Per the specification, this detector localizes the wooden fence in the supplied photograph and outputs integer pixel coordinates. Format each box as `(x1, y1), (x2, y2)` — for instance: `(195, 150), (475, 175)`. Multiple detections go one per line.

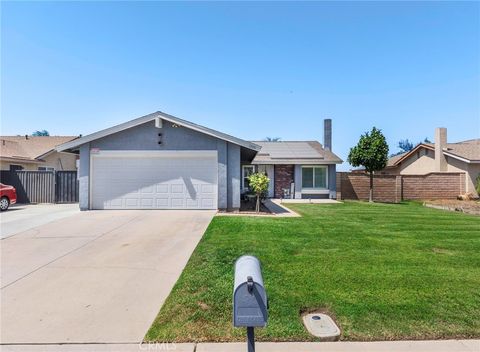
(0, 170), (78, 204)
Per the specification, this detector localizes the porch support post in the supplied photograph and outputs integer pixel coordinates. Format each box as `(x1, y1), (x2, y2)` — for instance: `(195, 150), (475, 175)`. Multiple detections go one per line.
(294, 165), (302, 199)
(328, 164), (337, 199)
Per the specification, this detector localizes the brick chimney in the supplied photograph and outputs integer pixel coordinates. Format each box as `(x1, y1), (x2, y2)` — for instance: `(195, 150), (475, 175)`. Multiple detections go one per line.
(324, 119), (332, 151)
(435, 127), (447, 172)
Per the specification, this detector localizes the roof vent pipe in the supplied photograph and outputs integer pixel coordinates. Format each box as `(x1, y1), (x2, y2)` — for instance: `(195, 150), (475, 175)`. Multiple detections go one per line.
(324, 119), (332, 151)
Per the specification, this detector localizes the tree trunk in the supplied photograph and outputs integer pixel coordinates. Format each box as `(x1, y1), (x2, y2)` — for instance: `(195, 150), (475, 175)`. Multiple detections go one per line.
(256, 195), (260, 213)
(369, 171), (374, 203)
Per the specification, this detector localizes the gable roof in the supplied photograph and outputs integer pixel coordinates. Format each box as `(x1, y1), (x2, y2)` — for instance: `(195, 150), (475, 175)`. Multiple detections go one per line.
(387, 152), (408, 167)
(1, 136), (77, 163)
(387, 143), (433, 167)
(387, 138), (480, 167)
(56, 111), (261, 152)
(251, 141), (343, 164)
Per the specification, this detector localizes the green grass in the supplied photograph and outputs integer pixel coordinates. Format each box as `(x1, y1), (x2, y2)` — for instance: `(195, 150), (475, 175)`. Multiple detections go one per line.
(145, 202), (480, 342)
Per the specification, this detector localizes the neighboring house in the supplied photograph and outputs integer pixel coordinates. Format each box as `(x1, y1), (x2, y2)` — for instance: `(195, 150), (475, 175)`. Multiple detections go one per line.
(382, 128), (480, 196)
(57, 111), (342, 210)
(0, 136), (79, 171)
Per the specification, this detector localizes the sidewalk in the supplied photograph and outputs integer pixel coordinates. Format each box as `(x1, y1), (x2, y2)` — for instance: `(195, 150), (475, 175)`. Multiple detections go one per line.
(197, 340), (480, 351)
(2, 340), (479, 352)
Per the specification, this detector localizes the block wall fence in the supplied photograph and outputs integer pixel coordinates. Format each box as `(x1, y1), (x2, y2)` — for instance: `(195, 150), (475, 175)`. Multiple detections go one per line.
(336, 172), (465, 203)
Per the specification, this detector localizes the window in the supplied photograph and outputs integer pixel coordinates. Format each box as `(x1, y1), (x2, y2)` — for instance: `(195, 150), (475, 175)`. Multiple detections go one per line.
(38, 166), (55, 172)
(9, 164), (23, 171)
(242, 165), (255, 190)
(302, 166), (327, 189)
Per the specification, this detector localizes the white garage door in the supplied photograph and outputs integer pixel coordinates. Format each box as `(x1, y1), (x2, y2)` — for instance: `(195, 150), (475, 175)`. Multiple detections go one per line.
(91, 151), (218, 210)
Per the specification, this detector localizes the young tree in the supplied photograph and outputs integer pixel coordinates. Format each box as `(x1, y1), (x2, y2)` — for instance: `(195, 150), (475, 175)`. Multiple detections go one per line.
(348, 127), (389, 202)
(248, 172), (270, 213)
(32, 130), (50, 136)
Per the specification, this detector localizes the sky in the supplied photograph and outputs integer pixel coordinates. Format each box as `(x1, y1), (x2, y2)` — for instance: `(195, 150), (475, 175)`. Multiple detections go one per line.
(1, 1), (479, 170)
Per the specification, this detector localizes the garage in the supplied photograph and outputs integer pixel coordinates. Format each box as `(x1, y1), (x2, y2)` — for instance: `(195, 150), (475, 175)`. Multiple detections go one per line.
(91, 151), (218, 209)
(56, 111), (262, 211)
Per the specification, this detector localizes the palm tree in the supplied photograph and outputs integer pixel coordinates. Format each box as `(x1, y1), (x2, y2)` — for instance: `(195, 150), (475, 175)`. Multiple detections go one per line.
(264, 137), (281, 142)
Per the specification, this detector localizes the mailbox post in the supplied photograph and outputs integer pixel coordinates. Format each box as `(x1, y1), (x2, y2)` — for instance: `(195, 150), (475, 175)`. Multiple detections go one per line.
(233, 255), (268, 352)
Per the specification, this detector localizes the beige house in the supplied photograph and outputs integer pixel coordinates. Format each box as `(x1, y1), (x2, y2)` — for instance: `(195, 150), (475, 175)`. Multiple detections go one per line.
(383, 128), (480, 196)
(0, 136), (78, 171)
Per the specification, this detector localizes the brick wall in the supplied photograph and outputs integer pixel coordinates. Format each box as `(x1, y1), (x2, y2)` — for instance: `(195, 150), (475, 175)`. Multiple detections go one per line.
(274, 164), (294, 198)
(337, 172), (465, 202)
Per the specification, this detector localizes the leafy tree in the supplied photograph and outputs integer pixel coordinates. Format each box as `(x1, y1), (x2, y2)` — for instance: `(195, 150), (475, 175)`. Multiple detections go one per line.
(398, 139), (414, 153)
(391, 137), (432, 156)
(264, 137), (281, 142)
(348, 127), (389, 202)
(32, 130), (50, 136)
(390, 139), (413, 157)
(248, 172), (270, 213)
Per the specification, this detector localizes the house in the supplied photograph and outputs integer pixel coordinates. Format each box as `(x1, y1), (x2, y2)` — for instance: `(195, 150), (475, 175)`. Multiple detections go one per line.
(57, 111), (342, 210)
(0, 136), (79, 171)
(382, 128), (480, 196)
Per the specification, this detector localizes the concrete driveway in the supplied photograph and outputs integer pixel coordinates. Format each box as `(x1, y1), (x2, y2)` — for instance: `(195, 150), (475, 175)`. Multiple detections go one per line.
(1, 209), (215, 344)
(0, 204), (80, 239)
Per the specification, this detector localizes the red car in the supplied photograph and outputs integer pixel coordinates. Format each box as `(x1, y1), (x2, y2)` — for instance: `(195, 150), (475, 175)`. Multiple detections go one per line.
(0, 183), (17, 211)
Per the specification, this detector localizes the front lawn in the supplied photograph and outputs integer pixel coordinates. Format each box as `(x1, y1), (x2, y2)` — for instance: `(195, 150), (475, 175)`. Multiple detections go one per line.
(145, 202), (480, 342)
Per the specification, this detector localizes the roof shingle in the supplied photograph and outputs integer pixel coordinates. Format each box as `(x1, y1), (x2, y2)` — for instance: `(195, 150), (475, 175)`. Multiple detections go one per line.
(441, 139), (480, 161)
(250, 141), (342, 164)
(1, 136), (77, 161)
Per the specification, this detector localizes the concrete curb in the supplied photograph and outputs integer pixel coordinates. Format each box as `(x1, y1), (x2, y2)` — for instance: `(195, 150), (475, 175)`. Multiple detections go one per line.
(2, 340), (479, 352)
(197, 340), (480, 351)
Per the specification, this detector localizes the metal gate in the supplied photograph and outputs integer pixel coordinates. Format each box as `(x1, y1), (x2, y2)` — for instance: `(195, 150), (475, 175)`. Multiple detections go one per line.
(0, 170), (78, 204)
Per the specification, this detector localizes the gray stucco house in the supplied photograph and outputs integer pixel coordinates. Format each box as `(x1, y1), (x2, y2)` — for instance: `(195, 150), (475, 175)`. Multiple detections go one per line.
(57, 111), (342, 210)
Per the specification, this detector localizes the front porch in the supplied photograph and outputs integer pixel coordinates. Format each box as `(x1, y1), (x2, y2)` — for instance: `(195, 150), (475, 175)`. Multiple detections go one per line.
(241, 163), (337, 200)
